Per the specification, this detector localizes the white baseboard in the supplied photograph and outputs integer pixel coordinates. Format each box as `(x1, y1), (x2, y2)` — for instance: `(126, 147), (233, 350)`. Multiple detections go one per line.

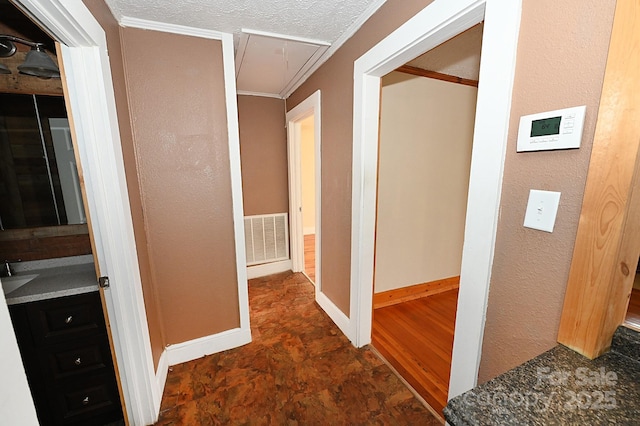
(303, 227), (316, 235)
(315, 290), (353, 342)
(247, 259), (292, 279)
(154, 350), (169, 415)
(166, 327), (252, 366)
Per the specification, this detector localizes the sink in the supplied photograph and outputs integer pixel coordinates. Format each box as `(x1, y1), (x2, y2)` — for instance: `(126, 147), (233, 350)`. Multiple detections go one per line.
(1, 274), (39, 295)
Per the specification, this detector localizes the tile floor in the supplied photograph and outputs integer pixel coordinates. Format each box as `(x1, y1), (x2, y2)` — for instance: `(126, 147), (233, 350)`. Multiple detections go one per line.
(155, 271), (441, 425)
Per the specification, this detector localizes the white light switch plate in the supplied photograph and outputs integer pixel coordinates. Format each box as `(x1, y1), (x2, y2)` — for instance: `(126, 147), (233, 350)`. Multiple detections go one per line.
(523, 190), (561, 232)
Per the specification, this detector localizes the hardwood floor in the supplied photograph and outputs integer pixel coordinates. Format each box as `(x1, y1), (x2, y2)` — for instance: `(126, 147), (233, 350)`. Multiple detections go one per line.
(304, 234), (315, 282)
(156, 272), (440, 425)
(625, 287), (640, 329)
(372, 288), (459, 417)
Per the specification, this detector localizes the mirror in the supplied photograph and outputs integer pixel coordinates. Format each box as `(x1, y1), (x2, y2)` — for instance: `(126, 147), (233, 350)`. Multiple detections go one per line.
(0, 93), (85, 230)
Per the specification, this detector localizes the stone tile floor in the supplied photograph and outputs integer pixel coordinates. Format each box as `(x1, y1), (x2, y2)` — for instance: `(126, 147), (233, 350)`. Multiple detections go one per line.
(155, 272), (441, 425)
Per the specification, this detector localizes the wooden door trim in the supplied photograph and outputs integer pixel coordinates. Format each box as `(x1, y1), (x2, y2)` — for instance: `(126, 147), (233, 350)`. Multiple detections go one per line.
(557, 0), (640, 358)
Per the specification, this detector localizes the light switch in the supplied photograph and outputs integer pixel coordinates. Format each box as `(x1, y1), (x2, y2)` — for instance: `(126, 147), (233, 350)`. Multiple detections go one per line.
(523, 190), (561, 232)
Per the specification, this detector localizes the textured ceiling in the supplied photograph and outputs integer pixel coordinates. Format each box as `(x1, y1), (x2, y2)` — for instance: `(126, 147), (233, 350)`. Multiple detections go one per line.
(105, 0), (382, 47)
(101, 2), (482, 97)
(105, 0), (386, 98)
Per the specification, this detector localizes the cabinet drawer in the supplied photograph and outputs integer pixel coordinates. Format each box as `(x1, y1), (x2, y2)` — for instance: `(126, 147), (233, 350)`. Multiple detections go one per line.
(40, 336), (112, 381)
(26, 292), (104, 345)
(46, 373), (122, 425)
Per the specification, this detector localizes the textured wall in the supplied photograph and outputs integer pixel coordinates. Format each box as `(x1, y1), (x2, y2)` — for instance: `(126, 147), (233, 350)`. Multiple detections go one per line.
(121, 28), (240, 344)
(288, 0), (619, 381)
(374, 72), (476, 293)
(82, 0), (165, 368)
(287, 0), (435, 315)
(237, 95), (288, 216)
(478, 0), (616, 382)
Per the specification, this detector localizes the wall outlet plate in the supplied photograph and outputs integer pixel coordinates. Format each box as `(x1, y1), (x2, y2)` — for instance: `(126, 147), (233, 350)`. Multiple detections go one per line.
(523, 190), (561, 233)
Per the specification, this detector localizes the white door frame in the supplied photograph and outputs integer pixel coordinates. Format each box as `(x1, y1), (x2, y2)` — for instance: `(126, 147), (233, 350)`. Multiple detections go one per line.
(13, 1), (160, 424)
(13, 2), (250, 423)
(350, 0), (521, 399)
(287, 90), (322, 290)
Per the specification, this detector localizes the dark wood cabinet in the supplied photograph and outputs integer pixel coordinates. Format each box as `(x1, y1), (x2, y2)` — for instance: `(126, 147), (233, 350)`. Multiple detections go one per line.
(9, 291), (123, 425)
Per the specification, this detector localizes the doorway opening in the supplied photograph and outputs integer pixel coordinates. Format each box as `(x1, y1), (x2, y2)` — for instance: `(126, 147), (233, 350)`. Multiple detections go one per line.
(287, 90), (321, 289)
(370, 25), (482, 414)
(0, 3), (124, 424)
(299, 115), (317, 283)
(349, 0), (521, 402)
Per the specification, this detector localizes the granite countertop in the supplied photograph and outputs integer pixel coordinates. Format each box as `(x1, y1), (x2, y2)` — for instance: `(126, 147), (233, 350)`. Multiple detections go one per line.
(444, 327), (640, 425)
(2, 255), (98, 305)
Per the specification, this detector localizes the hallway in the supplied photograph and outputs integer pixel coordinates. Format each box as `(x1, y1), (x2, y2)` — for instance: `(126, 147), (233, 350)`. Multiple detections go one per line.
(155, 272), (440, 424)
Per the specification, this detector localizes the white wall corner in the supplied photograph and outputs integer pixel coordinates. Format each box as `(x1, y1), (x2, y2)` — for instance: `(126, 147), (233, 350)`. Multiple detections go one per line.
(315, 291), (353, 343)
(154, 350), (169, 414)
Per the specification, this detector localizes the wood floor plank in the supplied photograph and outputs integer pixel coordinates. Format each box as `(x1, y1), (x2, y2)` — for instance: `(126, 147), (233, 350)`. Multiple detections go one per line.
(625, 287), (640, 329)
(372, 288), (458, 416)
(304, 234), (315, 282)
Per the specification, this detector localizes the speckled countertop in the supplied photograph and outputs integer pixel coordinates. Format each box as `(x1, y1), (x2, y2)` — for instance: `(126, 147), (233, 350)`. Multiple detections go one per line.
(444, 327), (640, 425)
(2, 255), (98, 305)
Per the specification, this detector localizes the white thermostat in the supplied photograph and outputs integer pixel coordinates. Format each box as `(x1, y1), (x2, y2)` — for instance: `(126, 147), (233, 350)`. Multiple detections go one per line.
(517, 105), (586, 152)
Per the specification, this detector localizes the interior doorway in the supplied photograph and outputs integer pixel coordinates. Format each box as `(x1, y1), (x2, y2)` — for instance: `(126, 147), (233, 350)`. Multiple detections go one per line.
(299, 115), (317, 283)
(287, 90), (321, 288)
(349, 0), (522, 402)
(370, 36), (481, 414)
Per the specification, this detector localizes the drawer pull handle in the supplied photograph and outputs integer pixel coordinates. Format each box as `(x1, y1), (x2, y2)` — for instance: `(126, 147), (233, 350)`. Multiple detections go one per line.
(74, 357), (82, 366)
(65, 315), (73, 324)
(82, 396), (89, 405)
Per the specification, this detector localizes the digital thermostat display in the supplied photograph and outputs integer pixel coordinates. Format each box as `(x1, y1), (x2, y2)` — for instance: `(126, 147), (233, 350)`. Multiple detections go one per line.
(517, 106), (586, 152)
(530, 116), (561, 137)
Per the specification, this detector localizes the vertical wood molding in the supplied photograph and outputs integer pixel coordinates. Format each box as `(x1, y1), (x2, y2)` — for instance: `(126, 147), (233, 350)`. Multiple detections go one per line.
(557, 0), (640, 358)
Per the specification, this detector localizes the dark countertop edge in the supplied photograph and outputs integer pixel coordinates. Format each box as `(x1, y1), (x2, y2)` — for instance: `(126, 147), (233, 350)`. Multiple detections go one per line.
(444, 331), (640, 426)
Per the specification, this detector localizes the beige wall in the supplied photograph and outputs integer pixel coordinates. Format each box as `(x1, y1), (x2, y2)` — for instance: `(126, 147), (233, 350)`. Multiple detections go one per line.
(82, 0), (165, 368)
(478, 0), (616, 382)
(289, 0), (618, 380)
(120, 28), (240, 344)
(288, 0), (435, 314)
(374, 72), (476, 293)
(300, 116), (316, 233)
(237, 95), (288, 216)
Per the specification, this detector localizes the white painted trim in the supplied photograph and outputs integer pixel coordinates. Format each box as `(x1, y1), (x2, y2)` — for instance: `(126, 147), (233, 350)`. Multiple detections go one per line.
(14, 1), (160, 424)
(166, 328), (252, 366)
(241, 28), (331, 46)
(316, 291), (351, 337)
(154, 350), (169, 410)
(286, 90), (321, 275)
(218, 33), (253, 346)
(120, 16), (227, 40)
(121, 13), (252, 357)
(247, 259), (293, 279)
(349, 0), (521, 401)
(237, 90), (283, 99)
(283, 0), (388, 98)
